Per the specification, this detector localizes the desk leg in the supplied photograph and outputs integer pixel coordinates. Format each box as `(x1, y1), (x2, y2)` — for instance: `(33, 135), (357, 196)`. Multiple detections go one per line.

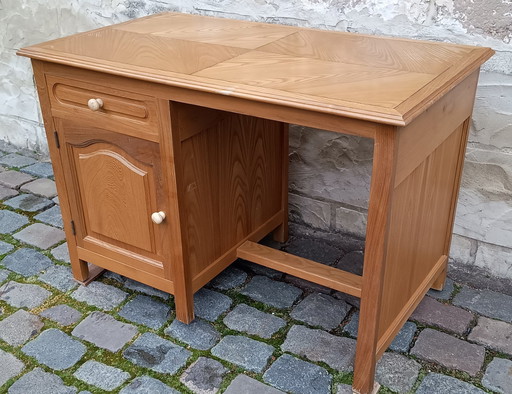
(273, 123), (289, 243)
(353, 125), (397, 394)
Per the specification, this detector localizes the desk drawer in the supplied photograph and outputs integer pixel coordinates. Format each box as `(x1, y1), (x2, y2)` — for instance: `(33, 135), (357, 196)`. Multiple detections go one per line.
(46, 75), (160, 141)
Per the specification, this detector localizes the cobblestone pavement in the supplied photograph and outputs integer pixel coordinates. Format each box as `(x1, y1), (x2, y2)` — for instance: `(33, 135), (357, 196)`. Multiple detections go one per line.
(0, 143), (511, 393)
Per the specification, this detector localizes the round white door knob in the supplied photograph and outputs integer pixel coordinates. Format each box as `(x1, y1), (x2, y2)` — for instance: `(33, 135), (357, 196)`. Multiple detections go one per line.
(151, 211), (166, 224)
(87, 98), (104, 111)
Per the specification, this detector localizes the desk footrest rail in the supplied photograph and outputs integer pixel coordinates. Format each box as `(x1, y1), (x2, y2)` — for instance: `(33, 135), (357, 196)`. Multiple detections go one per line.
(237, 241), (362, 297)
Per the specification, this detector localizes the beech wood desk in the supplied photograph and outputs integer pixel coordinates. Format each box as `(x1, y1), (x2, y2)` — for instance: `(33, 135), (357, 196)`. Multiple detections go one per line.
(18, 12), (493, 393)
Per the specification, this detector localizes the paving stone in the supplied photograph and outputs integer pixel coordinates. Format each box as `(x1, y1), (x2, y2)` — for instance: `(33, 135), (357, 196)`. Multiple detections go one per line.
(282, 325), (356, 372)
(241, 276), (302, 309)
(4, 194), (54, 212)
(285, 236), (343, 266)
(123, 277), (170, 299)
(0, 153), (37, 168)
(119, 295), (171, 329)
(0, 349), (25, 387)
(0, 281), (51, 308)
(342, 311), (417, 352)
(21, 162), (54, 178)
(375, 352), (421, 393)
(72, 311), (138, 352)
(14, 223), (65, 249)
(1, 248), (53, 277)
(165, 318), (220, 350)
(0, 268), (9, 283)
(35, 205), (63, 228)
(224, 374), (284, 394)
(334, 250), (364, 275)
(239, 260), (283, 280)
(0, 240), (14, 255)
(335, 384), (353, 394)
(0, 170), (34, 188)
(427, 278), (455, 300)
(411, 328), (485, 376)
(194, 288), (232, 321)
(120, 376), (179, 393)
(0, 185), (18, 200)
(39, 265), (77, 292)
(51, 242), (70, 262)
(20, 178), (57, 198)
(333, 291), (361, 308)
(71, 281), (128, 310)
(284, 275), (332, 294)
(22, 329), (86, 370)
(123, 332), (191, 374)
(223, 303), (286, 339)
(74, 360), (130, 391)
(211, 335), (274, 373)
(210, 266), (248, 290)
(468, 316), (512, 355)
(0, 209), (29, 233)
(263, 354), (332, 394)
(416, 373), (486, 394)
(291, 293), (350, 330)
(411, 296), (474, 334)
(7, 367), (78, 394)
(453, 287), (512, 323)
(40, 304), (82, 326)
(53, 196), (59, 204)
(180, 357), (228, 394)
(482, 357), (512, 393)
(0, 309), (44, 346)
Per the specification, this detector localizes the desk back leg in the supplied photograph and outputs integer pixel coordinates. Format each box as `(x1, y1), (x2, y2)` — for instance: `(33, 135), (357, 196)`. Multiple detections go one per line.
(273, 123), (289, 243)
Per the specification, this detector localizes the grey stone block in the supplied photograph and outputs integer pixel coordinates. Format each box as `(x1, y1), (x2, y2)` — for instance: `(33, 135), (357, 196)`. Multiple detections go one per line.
(241, 276), (302, 309)
(51, 242), (70, 263)
(72, 311), (138, 352)
(7, 367), (77, 394)
(427, 278), (455, 300)
(0, 153), (37, 168)
(39, 265), (77, 292)
(0, 185), (18, 200)
(21, 162), (54, 178)
(123, 332), (191, 374)
(411, 328), (485, 376)
(123, 278), (170, 300)
(20, 178), (57, 198)
(225, 375), (284, 394)
(240, 261), (283, 280)
(482, 357), (512, 393)
(0, 170), (34, 188)
(0, 309), (44, 346)
(165, 318), (220, 350)
(263, 354), (332, 394)
(411, 296), (474, 334)
(35, 205), (63, 228)
(53, 196), (59, 205)
(74, 360), (130, 391)
(335, 384), (353, 394)
(71, 281), (128, 310)
(0, 281), (51, 308)
(194, 288), (232, 321)
(333, 291), (361, 309)
(281, 325), (356, 372)
(0, 349), (24, 387)
(210, 266), (248, 290)
(0, 268), (9, 283)
(291, 293), (350, 330)
(375, 353), (421, 393)
(223, 303), (286, 339)
(453, 287), (512, 323)
(0, 209), (29, 233)
(2, 248), (53, 277)
(14, 223), (65, 249)
(120, 376), (179, 394)
(22, 329), (86, 370)
(119, 295), (171, 329)
(468, 316), (512, 355)
(0, 240), (14, 255)
(40, 304), (82, 326)
(4, 194), (54, 212)
(334, 250), (364, 276)
(211, 335), (274, 373)
(285, 236), (343, 266)
(180, 357), (228, 394)
(284, 275), (332, 294)
(416, 373), (485, 394)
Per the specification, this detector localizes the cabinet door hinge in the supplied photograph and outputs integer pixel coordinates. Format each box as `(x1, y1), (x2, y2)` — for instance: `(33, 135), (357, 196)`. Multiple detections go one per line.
(53, 131), (60, 149)
(70, 220), (76, 235)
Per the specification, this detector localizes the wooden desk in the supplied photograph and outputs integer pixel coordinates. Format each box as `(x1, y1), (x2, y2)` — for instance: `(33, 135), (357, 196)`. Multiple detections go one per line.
(18, 13), (493, 393)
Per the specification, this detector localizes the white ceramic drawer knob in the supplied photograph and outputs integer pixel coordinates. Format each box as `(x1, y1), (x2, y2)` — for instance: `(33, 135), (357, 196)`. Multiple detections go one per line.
(151, 211), (166, 224)
(87, 98), (104, 111)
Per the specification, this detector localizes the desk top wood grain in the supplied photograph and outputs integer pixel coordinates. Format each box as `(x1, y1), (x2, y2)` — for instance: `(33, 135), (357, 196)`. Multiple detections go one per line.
(18, 12), (493, 125)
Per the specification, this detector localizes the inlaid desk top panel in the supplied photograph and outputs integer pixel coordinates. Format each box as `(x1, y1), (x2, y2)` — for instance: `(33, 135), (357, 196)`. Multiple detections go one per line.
(18, 12), (493, 125)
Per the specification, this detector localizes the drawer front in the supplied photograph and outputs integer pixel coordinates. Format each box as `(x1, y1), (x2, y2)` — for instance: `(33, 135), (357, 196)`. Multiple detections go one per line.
(46, 75), (160, 141)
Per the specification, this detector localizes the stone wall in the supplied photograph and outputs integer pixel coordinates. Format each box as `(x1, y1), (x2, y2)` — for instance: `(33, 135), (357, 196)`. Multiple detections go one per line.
(1, 0), (511, 278)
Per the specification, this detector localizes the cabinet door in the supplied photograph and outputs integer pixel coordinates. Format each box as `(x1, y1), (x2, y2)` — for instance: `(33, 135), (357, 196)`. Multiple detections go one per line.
(55, 118), (171, 276)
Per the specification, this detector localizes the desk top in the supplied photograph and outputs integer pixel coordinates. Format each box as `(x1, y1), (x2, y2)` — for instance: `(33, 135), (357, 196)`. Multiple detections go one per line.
(18, 12), (493, 126)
